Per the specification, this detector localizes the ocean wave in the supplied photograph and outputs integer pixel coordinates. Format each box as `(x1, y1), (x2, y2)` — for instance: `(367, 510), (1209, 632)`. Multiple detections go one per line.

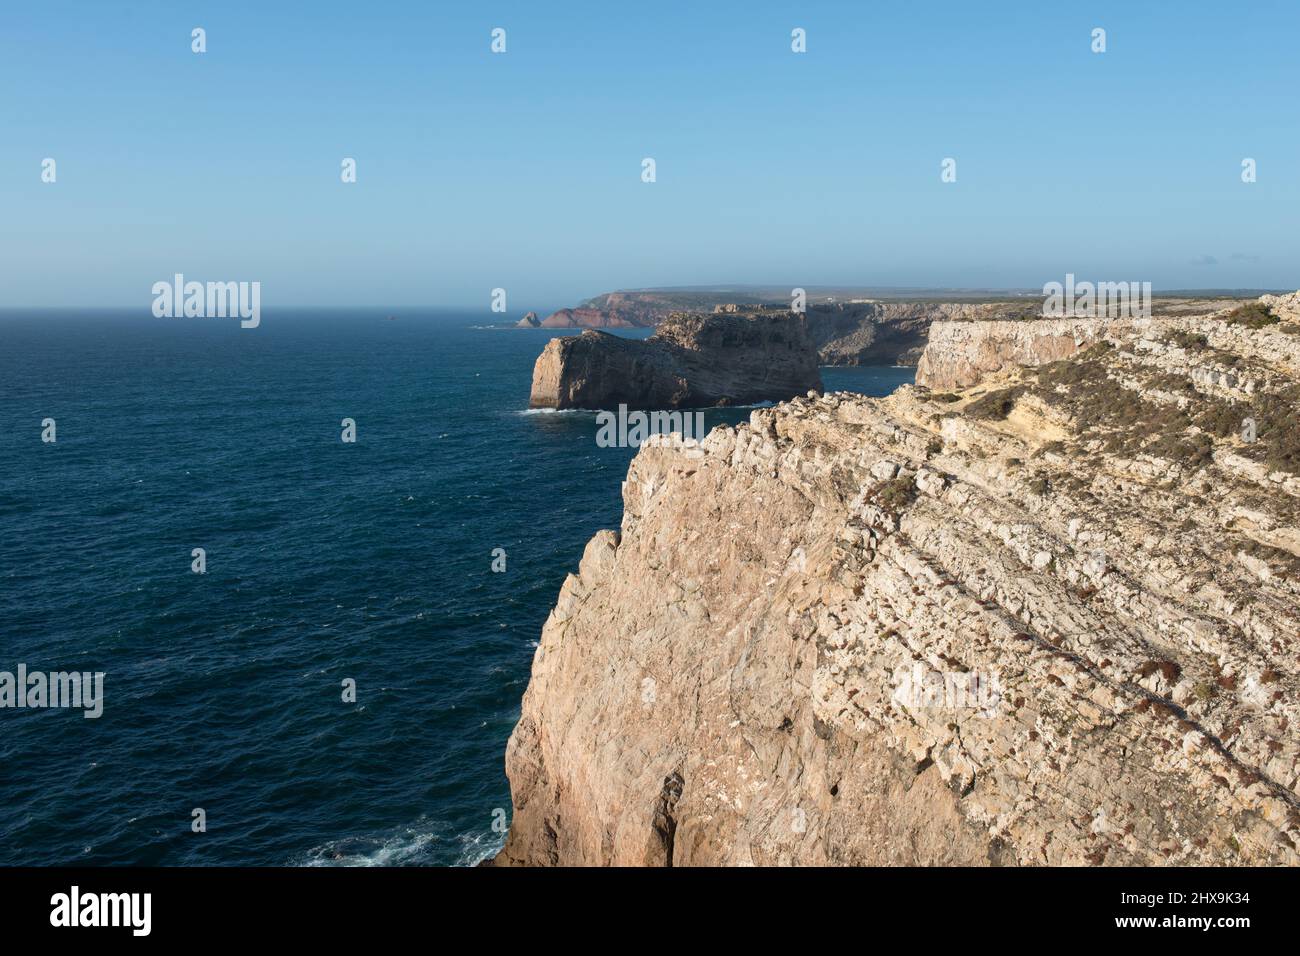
(300, 823), (446, 867)
(517, 401), (776, 415)
(455, 829), (506, 867)
(299, 819), (505, 868)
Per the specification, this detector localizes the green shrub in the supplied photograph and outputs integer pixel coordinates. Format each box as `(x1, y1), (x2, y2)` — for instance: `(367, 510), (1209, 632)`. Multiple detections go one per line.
(868, 476), (918, 515)
(1167, 330), (1209, 351)
(1222, 303), (1280, 329)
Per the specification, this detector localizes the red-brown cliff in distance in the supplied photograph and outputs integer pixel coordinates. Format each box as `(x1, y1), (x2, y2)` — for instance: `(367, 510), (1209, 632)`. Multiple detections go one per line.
(538, 307), (645, 328)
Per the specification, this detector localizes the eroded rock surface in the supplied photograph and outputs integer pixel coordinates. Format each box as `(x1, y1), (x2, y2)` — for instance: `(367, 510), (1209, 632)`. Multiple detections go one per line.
(917, 318), (1116, 390)
(499, 295), (1300, 866)
(528, 311), (822, 410)
(806, 301), (1035, 366)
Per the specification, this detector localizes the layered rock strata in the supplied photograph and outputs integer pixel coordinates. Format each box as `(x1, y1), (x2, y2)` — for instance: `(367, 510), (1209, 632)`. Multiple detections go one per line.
(916, 318), (1115, 390)
(498, 294), (1300, 866)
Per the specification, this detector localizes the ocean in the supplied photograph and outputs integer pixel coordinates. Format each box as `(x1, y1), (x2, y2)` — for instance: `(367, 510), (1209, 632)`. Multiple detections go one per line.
(0, 309), (914, 866)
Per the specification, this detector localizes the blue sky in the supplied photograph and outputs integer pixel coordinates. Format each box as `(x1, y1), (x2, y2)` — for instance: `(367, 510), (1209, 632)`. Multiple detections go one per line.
(2, 0), (1297, 308)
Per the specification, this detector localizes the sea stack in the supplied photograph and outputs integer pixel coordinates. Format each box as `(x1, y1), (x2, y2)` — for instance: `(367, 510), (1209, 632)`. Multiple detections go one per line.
(528, 310), (823, 410)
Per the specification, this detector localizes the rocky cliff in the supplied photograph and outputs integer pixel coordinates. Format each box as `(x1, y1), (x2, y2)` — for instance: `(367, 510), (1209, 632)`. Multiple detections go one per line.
(804, 301), (1043, 366)
(539, 291), (777, 328)
(528, 311), (823, 410)
(916, 318), (1113, 390)
(497, 293), (1300, 866)
(535, 290), (1242, 369)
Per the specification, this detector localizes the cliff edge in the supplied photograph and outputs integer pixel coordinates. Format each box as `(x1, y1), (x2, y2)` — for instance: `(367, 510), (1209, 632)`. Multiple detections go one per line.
(528, 311), (822, 410)
(499, 292), (1300, 866)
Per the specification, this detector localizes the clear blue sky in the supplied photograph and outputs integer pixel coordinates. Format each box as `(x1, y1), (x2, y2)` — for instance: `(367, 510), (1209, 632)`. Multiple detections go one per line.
(2, 0), (1297, 308)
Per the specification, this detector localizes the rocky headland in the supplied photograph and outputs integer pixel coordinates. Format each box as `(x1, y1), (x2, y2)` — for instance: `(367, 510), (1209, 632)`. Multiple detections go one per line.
(497, 292), (1300, 866)
(528, 311), (822, 410)
(535, 291), (775, 329)
(529, 289), (1243, 369)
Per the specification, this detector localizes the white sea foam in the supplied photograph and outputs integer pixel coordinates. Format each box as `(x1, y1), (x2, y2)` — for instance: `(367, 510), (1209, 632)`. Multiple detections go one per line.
(300, 819), (506, 868)
(456, 829), (506, 866)
(301, 824), (443, 867)
(519, 401), (775, 417)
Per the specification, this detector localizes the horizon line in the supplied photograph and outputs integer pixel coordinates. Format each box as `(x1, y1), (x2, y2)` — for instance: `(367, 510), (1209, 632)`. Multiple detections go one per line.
(0, 285), (1293, 313)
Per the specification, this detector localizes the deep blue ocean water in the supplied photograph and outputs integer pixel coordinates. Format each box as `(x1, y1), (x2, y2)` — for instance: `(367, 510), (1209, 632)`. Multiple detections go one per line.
(0, 309), (913, 866)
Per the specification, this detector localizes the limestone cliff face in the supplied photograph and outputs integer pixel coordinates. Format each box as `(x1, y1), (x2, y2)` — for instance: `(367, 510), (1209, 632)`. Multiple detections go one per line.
(917, 297), (1300, 391)
(528, 312), (822, 410)
(499, 295), (1300, 866)
(805, 301), (1041, 367)
(916, 318), (1114, 390)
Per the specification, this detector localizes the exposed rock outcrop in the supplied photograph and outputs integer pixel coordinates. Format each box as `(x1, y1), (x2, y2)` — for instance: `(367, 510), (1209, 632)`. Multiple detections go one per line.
(1260, 290), (1300, 324)
(515, 311), (541, 328)
(804, 300), (1231, 368)
(917, 300), (1300, 391)
(498, 294), (1300, 866)
(803, 301), (1051, 366)
(916, 318), (1114, 390)
(528, 311), (823, 410)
